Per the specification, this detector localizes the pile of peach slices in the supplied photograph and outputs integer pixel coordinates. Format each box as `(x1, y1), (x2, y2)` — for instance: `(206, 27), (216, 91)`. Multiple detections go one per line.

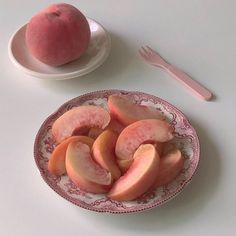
(48, 95), (184, 201)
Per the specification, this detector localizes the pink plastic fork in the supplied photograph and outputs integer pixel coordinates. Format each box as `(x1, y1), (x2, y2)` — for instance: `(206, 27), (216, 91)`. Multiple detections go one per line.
(139, 46), (212, 101)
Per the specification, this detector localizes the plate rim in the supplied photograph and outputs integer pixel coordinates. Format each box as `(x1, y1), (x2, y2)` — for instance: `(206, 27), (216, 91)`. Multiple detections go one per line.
(8, 18), (111, 80)
(34, 89), (200, 214)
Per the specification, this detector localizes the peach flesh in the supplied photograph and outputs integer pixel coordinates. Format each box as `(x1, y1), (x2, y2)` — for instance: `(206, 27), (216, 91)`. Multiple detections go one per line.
(115, 119), (173, 170)
(154, 148), (184, 188)
(118, 142), (165, 174)
(48, 136), (94, 176)
(106, 118), (125, 135)
(117, 159), (133, 173)
(52, 105), (110, 143)
(66, 141), (112, 193)
(108, 94), (165, 126)
(88, 127), (104, 140)
(108, 144), (160, 201)
(92, 130), (121, 180)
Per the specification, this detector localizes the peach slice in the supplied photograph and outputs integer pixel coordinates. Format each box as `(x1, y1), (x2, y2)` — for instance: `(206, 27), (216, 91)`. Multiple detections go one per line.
(66, 141), (112, 193)
(92, 130), (121, 180)
(88, 127), (104, 140)
(48, 136), (94, 176)
(144, 141), (165, 156)
(115, 119), (174, 170)
(117, 159), (133, 173)
(52, 105), (110, 143)
(161, 142), (176, 156)
(106, 118), (125, 135)
(154, 142), (165, 156)
(108, 94), (165, 125)
(88, 119), (125, 138)
(108, 144), (160, 201)
(154, 147), (184, 188)
(117, 142), (165, 173)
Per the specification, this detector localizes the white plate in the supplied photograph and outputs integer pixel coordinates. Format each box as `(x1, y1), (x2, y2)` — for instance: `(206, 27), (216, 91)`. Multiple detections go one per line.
(8, 18), (111, 80)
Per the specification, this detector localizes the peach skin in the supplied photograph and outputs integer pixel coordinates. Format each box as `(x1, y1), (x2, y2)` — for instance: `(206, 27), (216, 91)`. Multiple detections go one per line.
(26, 3), (91, 66)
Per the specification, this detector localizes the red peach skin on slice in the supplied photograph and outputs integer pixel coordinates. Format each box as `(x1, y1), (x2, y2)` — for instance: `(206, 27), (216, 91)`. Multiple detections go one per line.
(92, 130), (121, 181)
(66, 141), (112, 193)
(108, 94), (165, 126)
(48, 136), (94, 176)
(52, 105), (110, 143)
(115, 119), (174, 171)
(108, 144), (160, 201)
(154, 147), (184, 188)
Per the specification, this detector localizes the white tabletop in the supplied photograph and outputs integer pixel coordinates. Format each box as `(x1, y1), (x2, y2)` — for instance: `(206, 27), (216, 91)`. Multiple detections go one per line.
(1, 1), (236, 235)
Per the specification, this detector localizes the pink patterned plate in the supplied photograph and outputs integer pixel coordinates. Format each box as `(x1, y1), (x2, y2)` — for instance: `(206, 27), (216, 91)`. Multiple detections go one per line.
(34, 90), (200, 214)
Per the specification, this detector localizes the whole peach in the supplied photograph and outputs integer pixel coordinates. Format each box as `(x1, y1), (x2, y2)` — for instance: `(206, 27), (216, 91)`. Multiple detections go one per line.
(25, 3), (91, 66)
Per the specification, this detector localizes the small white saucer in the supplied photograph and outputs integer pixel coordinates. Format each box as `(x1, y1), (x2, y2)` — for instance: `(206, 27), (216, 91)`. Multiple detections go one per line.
(8, 18), (111, 80)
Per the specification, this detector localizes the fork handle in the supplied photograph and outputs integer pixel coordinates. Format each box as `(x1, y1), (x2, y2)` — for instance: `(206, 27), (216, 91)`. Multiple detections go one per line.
(166, 65), (212, 100)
